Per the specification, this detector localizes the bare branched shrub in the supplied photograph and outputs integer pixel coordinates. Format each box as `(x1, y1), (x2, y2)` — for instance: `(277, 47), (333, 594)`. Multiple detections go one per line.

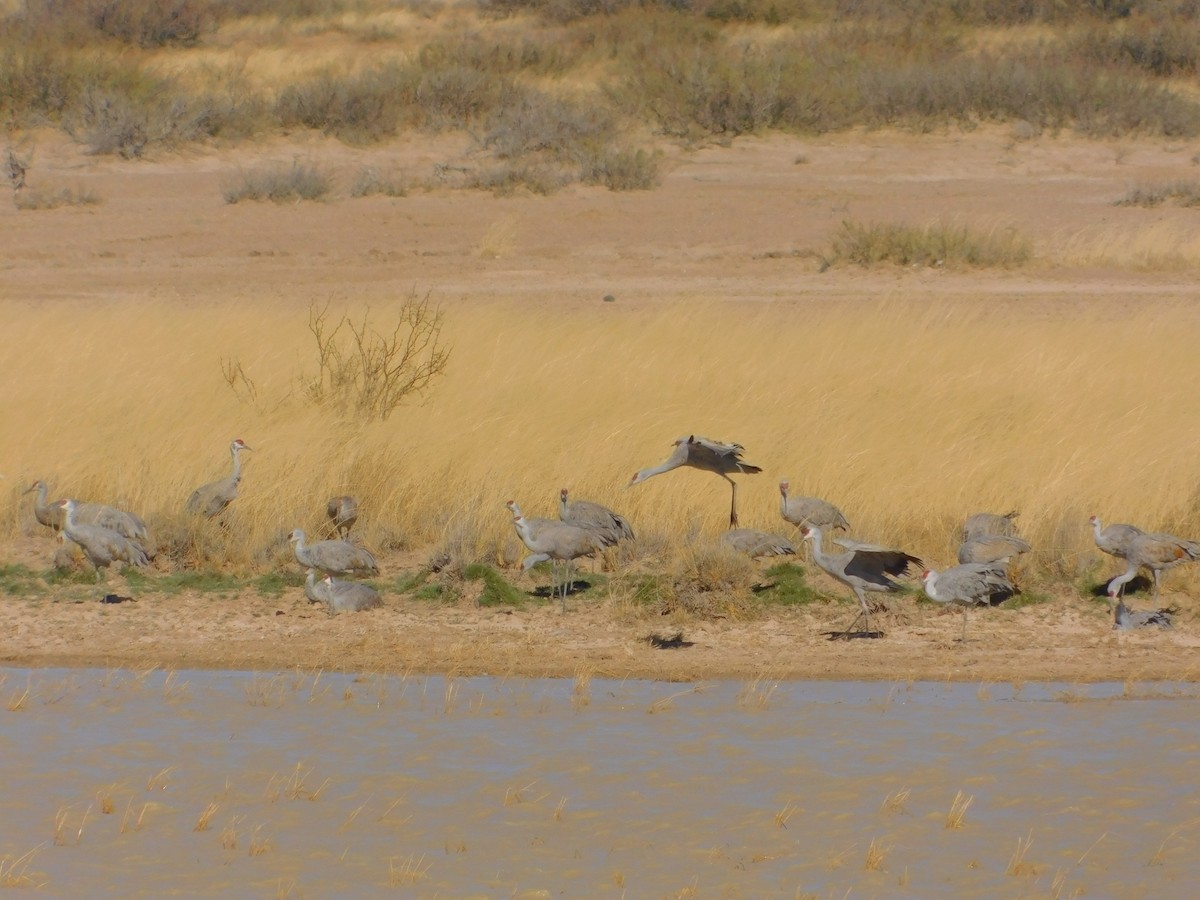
(580, 146), (663, 190)
(66, 86), (207, 158)
(300, 293), (451, 422)
(827, 220), (1032, 269)
(349, 166), (409, 198)
(222, 160), (332, 203)
(1115, 179), (1200, 207)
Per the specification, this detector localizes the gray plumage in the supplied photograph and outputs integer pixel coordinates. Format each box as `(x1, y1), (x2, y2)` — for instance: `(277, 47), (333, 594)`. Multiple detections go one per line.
(1111, 594), (1174, 631)
(1107, 530), (1200, 599)
(1089, 515), (1145, 559)
(304, 568), (325, 604)
(629, 435), (762, 527)
(58, 499), (149, 578)
(326, 495), (359, 539)
(962, 510), (1019, 543)
(186, 438), (252, 518)
(289, 528), (379, 577)
(507, 500), (608, 608)
(25, 480), (148, 542)
(957, 534), (1031, 566)
(559, 488), (634, 544)
(720, 528), (796, 559)
(779, 480), (850, 532)
(317, 574), (382, 613)
(921, 563), (1015, 640)
(801, 525), (921, 635)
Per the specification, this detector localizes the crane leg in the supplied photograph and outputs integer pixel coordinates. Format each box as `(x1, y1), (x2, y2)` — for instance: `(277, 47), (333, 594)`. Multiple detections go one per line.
(1152, 568), (1161, 600)
(728, 477), (739, 528)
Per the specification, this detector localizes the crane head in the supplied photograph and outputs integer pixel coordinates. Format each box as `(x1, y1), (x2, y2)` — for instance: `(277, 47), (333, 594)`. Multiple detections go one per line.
(799, 525), (813, 540)
(22, 480), (44, 495)
(232, 438), (253, 452)
(287, 528), (304, 543)
(505, 500), (522, 518)
(779, 480), (789, 496)
(920, 569), (932, 583)
(560, 488), (569, 502)
(1088, 515), (1100, 526)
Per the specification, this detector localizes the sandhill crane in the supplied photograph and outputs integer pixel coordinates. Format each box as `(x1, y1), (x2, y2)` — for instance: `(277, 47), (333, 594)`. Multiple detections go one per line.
(186, 438), (252, 518)
(1107, 587), (1174, 630)
(629, 435), (762, 527)
(720, 528), (796, 559)
(57, 499), (149, 579)
(507, 500), (608, 610)
(559, 488), (634, 544)
(289, 528), (379, 577)
(304, 569), (325, 604)
(25, 480), (148, 542)
(1089, 515), (1144, 559)
(1107, 530), (1200, 599)
(957, 534), (1031, 566)
(779, 481), (849, 532)
(800, 525), (921, 636)
(326, 495), (358, 539)
(921, 563), (1015, 641)
(317, 574), (382, 613)
(962, 510), (1019, 543)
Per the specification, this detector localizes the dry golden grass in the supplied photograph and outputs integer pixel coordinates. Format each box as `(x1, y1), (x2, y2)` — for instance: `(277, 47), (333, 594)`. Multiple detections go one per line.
(5, 296), (1200, 586)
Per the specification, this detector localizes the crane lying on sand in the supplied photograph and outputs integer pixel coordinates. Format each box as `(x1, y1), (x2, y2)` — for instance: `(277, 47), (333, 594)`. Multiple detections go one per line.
(921, 563), (1015, 641)
(629, 435), (761, 528)
(289, 528), (379, 577)
(57, 499), (149, 579)
(559, 488), (634, 545)
(1107, 586), (1174, 630)
(26, 480), (148, 542)
(186, 439), (252, 518)
(305, 570), (381, 613)
(962, 510), (1019, 543)
(507, 500), (609, 610)
(1106, 529), (1200, 600)
(720, 528), (796, 559)
(326, 495), (359, 539)
(800, 525), (921, 638)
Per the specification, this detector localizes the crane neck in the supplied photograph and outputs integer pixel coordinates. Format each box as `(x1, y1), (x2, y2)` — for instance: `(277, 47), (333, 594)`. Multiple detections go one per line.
(1090, 518), (1103, 542)
(230, 445), (243, 482)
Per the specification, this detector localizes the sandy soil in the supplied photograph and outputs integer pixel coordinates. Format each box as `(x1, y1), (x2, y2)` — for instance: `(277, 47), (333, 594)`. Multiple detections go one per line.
(4, 125), (1200, 681)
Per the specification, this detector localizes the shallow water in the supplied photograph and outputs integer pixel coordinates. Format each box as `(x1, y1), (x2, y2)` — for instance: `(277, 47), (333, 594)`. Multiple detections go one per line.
(1, 669), (1198, 897)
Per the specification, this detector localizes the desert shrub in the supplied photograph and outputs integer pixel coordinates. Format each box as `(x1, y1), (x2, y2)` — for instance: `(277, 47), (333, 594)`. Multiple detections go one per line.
(14, 185), (101, 209)
(349, 166), (409, 198)
(827, 220), (1033, 268)
(468, 160), (574, 195)
(298, 294), (451, 422)
(418, 34), (575, 77)
(414, 65), (522, 129)
(86, 0), (214, 47)
(580, 146), (662, 190)
(1115, 180), (1200, 207)
(66, 86), (211, 157)
(221, 160), (333, 203)
(1070, 19), (1200, 77)
(275, 64), (419, 142)
(480, 90), (617, 159)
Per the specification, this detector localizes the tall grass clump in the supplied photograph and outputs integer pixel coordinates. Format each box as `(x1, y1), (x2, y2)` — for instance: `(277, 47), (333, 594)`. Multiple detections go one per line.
(826, 220), (1032, 269)
(1115, 180), (1200, 208)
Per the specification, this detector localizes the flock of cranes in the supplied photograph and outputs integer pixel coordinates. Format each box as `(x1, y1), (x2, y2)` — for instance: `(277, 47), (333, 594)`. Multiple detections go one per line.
(14, 434), (1199, 633)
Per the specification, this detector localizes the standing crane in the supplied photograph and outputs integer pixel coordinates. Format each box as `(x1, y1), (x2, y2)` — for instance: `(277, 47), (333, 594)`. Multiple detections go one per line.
(186, 439), (252, 518)
(962, 510), (1019, 543)
(25, 480), (148, 542)
(779, 481), (849, 532)
(289, 528), (379, 576)
(800, 525), (921, 637)
(1106, 530), (1200, 599)
(326, 495), (359, 539)
(559, 488), (634, 544)
(921, 563), (1015, 641)
(629, 435), (761, 528)
(957, 534), (1031, 567)
(57, 499), (149, 579)
(507, 500), (608, 610)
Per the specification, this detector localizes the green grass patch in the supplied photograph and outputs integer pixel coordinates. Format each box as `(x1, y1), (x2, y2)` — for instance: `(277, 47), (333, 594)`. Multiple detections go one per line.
(463, 562), (525, 607)
(253, 571), (306, 597)
(1000, 590), (1052, 610)
(752, 562), (825, 606)
(0, 564), (41, 596)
